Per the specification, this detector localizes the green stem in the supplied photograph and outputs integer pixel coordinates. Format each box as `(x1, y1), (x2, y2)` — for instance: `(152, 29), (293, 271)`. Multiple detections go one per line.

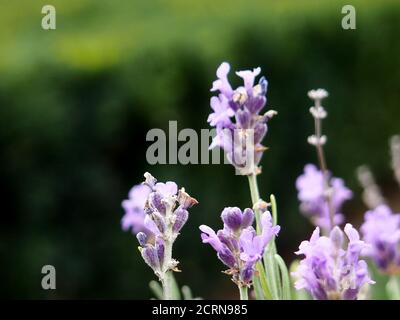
(239, 285), (249, 300)
(247, 173), (279, 300)
(162, 272), (174, 300)
(160, 216), (178, 300)
(247, 174), (261, 232)
(313, 101), (334, 231)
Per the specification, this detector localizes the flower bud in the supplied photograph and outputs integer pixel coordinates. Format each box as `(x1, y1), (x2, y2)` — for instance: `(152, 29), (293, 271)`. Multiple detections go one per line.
(221, 207), (243, 231)
(142, 246), (160, 271)
(151, 211), (166, 234)
(172, 207), (189, 234)
(136, 232), (147, 247)
(240, 263), (254, 284)
(155, 239), (165, 268)
(148, 192), (166, 214)
(241, 208), (254, 229)
(218, 247), (236, 268)
(143, 172), (157, 188)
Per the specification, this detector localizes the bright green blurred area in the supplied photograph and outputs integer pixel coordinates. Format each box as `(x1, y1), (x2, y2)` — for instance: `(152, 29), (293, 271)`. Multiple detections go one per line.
(0, 0), (399, 299)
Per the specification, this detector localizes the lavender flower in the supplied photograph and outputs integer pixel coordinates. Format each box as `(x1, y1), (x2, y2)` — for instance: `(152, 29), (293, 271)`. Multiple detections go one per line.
(299, 89), (354, 232)
(361, 205), (400, 275)
(121, 184), (152, 234)
(199, 208), (280, 286)
(123, 173), (198, 299)
(208, 62), (277, 175)
(293, 224), (374, 300)
(296, 164), (353, 231)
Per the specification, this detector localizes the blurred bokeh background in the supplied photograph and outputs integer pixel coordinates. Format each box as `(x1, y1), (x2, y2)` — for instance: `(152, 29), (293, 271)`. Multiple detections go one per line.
(1, 0), (399, 299)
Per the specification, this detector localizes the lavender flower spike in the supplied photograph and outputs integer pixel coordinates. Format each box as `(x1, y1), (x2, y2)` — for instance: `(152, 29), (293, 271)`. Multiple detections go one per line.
(200, 208), (279, 298)
(123, 172), (198, 299)
(208, 62), (277, 175)
(296, 164), (352, 232)
(293, 224), (374, 300)
(361, 205), (400, 275)
(298, 89), (355, 232)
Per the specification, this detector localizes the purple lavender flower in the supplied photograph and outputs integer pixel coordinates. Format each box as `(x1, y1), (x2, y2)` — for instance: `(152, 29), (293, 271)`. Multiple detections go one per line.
(123, 173), (198, 278)
(296, 164), (353, 231)
(293, 224), (374, 300)
(208, 62), (277, 175)
(121, 184), (152, 234)
(361, 205), (400, 275)
(200, 208), (280, 286)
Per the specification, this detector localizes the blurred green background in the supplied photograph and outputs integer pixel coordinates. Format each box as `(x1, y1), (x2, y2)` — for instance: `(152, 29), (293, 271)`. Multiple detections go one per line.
(1, 0), (399, 299)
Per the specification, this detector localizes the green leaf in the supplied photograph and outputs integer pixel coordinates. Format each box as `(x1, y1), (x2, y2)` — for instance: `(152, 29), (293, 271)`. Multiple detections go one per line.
(275, 254), (291, 300)
(149, 280), (164, 300)
(264, 249), (279, 300)
(181, 285), (193, 300)
(270, 194), (278, 226)
(171, 273), (182, 300)
(253, 274), (266, 300)
(256, 261), (273, 300)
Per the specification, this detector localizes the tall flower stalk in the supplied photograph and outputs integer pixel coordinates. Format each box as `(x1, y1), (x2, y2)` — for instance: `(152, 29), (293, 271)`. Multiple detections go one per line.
(307, 89), (335, 230)
(207, 62), (290, 300)
(295, 89), (352, 233)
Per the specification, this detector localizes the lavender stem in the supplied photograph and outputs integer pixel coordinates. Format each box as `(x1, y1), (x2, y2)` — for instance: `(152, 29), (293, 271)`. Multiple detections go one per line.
(247, 174), (261, 232)
(313, 98), (334, 231)
(239, 285), (249, 300)
(161, 239), (174, 300)
(247, 173), (281, 299)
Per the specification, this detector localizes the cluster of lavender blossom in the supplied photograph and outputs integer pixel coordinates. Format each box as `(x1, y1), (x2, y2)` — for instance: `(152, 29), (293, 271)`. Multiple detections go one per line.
(200, 208), (279, 288)
(120, 62), (400, 300)
(208, 62), (277, 175)
(293, 224), (373, 300)
(122, 172), (198, 299)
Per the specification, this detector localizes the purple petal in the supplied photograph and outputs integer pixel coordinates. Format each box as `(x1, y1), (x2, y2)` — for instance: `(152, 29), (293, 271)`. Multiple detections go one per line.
(199, 225), (224, 252)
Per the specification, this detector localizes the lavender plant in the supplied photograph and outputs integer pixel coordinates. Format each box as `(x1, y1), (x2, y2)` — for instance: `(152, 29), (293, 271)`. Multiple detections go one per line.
(120, 66), (398, 300)
(122, 172), (198, 299)
(205, 62), (290, 300)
